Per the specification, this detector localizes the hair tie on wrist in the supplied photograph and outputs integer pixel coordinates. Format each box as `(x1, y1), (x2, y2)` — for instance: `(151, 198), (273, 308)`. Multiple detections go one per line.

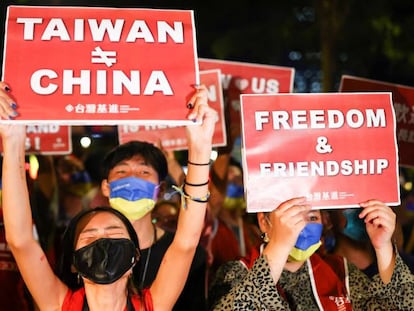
(187, 160), (211, 166)
(184, 178), (209, 187)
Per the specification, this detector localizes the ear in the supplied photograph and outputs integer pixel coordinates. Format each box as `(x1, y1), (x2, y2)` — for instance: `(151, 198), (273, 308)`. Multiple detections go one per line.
(257, 212), (270, 233)
(101, 179), (110, 198)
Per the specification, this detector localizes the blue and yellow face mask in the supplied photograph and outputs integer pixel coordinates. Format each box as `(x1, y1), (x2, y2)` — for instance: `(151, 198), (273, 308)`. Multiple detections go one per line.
(288, 223), (323, 262)
(223, 182), (246, 210)
(109, 176), (159, 221)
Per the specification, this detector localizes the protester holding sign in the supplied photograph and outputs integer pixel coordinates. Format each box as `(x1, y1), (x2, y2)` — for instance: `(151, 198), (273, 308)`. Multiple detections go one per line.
(0, 82), (217, 311)
(210, 197), (414, 310)
(100, 139), (209, 311)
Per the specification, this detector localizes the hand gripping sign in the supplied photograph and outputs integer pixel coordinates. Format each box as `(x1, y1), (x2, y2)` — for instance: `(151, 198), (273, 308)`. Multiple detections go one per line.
(2, 6), (199, 125)
(240, 92), (400, 212)
(118, 69), (226, 150)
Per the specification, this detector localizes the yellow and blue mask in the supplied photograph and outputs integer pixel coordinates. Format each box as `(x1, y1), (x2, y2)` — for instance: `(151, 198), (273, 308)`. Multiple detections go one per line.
(223, 183), (246, 210)
(288, 223), (323, 262)
(109, 177), (159, 221)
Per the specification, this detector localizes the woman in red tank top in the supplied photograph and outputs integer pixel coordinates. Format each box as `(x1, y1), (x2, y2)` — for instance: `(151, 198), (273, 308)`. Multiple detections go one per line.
(0, 82), (217, 311)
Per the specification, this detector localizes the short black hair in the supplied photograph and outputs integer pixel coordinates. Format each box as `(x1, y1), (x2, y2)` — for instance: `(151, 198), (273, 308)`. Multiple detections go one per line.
(101, 141), (168, 183)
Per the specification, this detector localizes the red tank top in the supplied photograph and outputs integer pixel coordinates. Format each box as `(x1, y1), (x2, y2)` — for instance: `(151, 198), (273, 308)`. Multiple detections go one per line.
(62, 287), (153, 311)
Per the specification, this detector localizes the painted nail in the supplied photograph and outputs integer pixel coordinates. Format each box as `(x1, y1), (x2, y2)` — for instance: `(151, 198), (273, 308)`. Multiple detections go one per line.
(11, 103), (17, 109)
(4, 86), (10, 92)
(187, 102), (193, 109)
(11, 111), (18, 117)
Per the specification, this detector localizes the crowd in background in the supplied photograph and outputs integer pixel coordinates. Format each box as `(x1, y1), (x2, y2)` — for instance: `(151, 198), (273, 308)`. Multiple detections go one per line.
(0, 84), (414, 310)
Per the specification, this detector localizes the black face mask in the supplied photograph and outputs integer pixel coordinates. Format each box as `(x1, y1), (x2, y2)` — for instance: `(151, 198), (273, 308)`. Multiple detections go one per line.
(73, 238), (138, 284)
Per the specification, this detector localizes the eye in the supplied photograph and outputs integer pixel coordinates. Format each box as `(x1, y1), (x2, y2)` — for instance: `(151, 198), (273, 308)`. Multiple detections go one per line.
(309, 215), (319, 222)
(105, 227), (128, 238)
(108, 232), (125, 238)
(78, 235), (97, 246)
(307, 212), (321, 222)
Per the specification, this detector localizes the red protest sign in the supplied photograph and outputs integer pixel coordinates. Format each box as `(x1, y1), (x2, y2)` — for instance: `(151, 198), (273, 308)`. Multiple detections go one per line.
(339, 75), (414, 167)
(2, 6), (198, 125)
(240, 93), (400, 212)
(0, 125), (72, 154)
(198, 58), (294, 127)
(118, 69), (226, 150)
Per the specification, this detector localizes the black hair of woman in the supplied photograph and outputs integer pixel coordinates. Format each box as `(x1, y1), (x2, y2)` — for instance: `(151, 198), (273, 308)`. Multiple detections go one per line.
(57, 206), (141, 293)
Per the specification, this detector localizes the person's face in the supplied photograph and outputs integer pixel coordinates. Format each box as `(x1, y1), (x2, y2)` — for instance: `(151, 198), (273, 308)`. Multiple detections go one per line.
(108, 155), (159, 184)
(259, 209), (322, 236)
(75, 212), (131, 250)
(101, 155), (160, 197)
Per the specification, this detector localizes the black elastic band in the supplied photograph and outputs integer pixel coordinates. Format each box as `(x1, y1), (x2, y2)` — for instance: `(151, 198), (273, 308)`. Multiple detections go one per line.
(187, 160), (211, 166)
(184, 178), (209, 187)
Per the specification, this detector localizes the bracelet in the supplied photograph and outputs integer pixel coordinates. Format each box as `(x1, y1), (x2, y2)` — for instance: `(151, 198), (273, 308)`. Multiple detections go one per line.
(187, 160), (211, 166)
(172, 184), (210, 209)
(184, 178), (209, 187)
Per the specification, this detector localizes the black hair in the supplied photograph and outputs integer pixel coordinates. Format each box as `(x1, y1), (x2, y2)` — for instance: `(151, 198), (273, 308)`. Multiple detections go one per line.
(57, 206), (140, 290)
(101, 141), (168, 183)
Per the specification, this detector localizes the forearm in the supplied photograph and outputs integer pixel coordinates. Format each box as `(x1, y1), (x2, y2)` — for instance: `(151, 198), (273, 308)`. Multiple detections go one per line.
(375, 241), (396, 284)
(2, 133), (34, 248)
(174, 142), (211, 248)
(262, 240), (291, 284)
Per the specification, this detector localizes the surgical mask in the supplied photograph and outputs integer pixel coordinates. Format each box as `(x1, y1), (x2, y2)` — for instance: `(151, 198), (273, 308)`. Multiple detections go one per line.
(341, 209), (369, 242)
(223, 183), (246, 210)
(109, 177), (159, 221)
(73, 238), (137, 284)
(288, 223), (323, 262)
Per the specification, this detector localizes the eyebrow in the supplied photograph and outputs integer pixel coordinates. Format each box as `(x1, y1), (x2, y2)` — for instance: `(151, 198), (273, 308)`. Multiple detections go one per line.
(80, 225), (125, 234)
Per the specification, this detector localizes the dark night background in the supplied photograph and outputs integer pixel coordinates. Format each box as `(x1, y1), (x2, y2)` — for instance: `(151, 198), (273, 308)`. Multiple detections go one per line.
(1, 0), (413, 183)
(2, 0), (414, 92)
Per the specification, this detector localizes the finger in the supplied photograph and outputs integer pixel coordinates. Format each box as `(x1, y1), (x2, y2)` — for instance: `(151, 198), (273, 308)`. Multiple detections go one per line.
(276, 196), (308, 212)
(187, 105), (217, 125)
(0, 83), (18, 119)
(358, 200), (389, 218)
(187, 85), (207, 109)
(363, 209), (395, 230)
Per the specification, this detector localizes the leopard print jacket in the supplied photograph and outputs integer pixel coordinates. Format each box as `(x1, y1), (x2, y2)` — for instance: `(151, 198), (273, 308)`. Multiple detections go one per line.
(210, 253), (414, 311)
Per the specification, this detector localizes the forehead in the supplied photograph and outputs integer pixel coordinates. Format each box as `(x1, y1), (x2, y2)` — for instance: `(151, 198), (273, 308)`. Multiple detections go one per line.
(77, 211), (128, 233)
(113, 155), (154, 168)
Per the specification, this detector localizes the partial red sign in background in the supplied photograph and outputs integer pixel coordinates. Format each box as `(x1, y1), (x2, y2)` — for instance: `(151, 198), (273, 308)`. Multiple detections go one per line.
(0, 125), (71, 154)
(118, 69), (226, 150)
(198, 58), (295, 127)
(339, 75), (414, 167)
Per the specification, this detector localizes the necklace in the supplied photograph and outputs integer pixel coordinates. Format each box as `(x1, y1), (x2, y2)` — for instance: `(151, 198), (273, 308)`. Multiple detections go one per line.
(139, 224), (157, 288)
